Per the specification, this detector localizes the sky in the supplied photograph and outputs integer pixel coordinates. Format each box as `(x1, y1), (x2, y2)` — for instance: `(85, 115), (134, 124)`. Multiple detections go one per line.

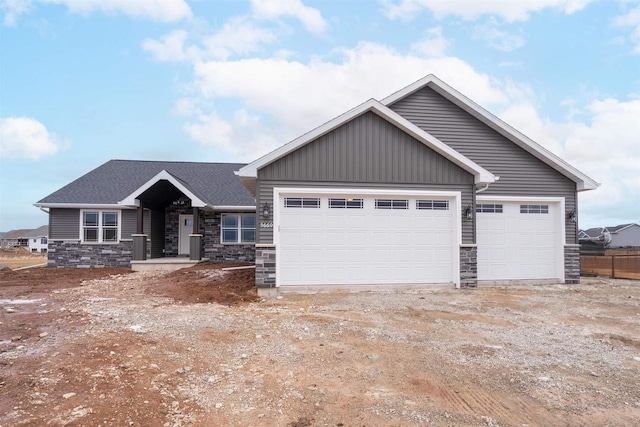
(0, 0), (639, 232)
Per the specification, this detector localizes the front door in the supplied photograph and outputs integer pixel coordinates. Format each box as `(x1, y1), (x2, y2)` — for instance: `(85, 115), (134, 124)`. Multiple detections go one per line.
(178, 215), (193, 256)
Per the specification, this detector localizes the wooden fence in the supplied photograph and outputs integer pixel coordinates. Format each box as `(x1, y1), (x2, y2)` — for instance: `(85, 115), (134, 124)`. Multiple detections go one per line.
(581, 255), (640, 280)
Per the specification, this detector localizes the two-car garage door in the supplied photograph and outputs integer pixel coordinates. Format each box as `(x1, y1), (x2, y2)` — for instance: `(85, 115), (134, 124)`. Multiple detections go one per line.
(276, 190), (459, 286)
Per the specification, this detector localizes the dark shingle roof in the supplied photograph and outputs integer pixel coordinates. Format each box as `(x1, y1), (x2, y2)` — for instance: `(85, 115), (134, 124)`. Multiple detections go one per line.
(606, 223), (638, 233)
(579, 227), (604, 239)
(37, 160), (255, 207)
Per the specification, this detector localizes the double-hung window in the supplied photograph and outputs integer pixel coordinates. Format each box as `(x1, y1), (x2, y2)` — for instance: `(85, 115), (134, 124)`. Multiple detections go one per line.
(82, 211), (119, 243)
(222, 214), (256, 243)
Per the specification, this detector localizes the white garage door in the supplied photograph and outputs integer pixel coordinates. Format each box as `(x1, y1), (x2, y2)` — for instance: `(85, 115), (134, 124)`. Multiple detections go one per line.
(276, 191), (459, 286)
(477, 200), (563, 281)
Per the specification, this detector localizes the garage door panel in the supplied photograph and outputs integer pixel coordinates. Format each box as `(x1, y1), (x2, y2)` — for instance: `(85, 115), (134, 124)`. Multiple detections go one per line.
(478, 200), (560, 281)
(278, 193), (457, 286)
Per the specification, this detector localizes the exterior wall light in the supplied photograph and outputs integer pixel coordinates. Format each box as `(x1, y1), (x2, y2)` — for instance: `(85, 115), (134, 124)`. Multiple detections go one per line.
(566, 209), (577, 223)
(465, 204), (473, 221)
(262, 202), (271, 219)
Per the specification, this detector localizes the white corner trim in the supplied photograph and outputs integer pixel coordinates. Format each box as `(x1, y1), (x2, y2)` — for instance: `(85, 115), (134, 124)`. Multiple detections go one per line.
(117, 170), (207, 207)
(381, 74), (599, 191)
(238, 99), (495, 185)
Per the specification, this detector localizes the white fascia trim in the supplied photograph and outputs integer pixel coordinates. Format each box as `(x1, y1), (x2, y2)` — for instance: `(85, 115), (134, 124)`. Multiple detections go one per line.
(117, 170), (207, 208)
(34, 203), (136, 210)
(237, 99), (495, 186)
(272, 187), (462, 289)
(382, 74), (599, 191)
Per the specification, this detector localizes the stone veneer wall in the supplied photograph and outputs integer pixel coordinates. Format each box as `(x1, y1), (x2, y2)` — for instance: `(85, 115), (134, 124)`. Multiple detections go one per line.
(255, 245), (276, 288)
(564, 244), (580, 284)
(164, 206), (255, 262)
(459, 245), (478, 288)
(203, 212), (255, 262)
(48, 240), (133, 268)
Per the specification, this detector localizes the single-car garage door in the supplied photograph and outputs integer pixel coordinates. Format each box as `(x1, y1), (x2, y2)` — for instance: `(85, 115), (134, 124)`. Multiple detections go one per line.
(276, 190), (460, 286)
(476, 199), (563, 281)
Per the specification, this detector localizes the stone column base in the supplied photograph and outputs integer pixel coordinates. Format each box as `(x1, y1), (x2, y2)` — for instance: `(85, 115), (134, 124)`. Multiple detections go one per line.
(565, 244), (580, 284)
(460, 244), (478, 289)
(256, 244), (276, 288)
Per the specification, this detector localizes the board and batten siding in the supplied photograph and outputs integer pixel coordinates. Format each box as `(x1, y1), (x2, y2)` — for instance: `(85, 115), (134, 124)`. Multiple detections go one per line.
(49, 208), (81, 240)
(388, 87), (578, 244)
(256, 111), (476, 244)
(121, 209), (151, 239)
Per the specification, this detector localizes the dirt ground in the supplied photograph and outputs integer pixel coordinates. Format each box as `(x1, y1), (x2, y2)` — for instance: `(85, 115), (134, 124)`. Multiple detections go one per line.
(1, 265), (639, 427)
(0, 248), (48, 269)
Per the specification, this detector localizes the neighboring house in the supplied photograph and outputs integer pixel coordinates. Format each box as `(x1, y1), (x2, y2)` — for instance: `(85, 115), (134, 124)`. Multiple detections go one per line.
(1, 225), (49, 252)
(36, 74), (598, 290)
(35, 161), (256, 267)
(603, 223), (640, 248)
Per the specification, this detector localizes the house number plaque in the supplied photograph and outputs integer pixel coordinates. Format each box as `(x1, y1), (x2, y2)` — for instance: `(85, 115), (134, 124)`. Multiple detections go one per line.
(260, 222), (273, 228)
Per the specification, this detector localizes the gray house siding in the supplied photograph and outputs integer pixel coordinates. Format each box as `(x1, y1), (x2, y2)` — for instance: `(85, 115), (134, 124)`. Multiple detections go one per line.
(49, 208), (80, 240)
(121, 209), (150, 239)
(388, 87), (578, 243)
(150, 209), (165, 258)
(256, 111), (476, 244)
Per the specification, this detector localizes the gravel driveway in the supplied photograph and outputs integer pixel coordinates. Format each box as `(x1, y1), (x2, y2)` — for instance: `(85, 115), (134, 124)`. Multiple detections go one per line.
(1, 267), (639, 426)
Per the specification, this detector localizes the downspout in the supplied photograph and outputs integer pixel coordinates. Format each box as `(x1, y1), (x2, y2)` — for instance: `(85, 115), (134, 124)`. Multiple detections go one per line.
(39, 207), (49, 214)
(476, 175), (500, 193)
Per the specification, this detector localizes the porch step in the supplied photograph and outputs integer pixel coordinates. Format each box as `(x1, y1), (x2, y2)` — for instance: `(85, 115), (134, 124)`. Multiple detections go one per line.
(130, 258), (210, 272)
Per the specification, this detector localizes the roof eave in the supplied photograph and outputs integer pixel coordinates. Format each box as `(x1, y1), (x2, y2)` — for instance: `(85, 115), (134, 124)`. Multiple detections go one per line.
(238, 99), (495, 185)
(382, 75), (600, 192)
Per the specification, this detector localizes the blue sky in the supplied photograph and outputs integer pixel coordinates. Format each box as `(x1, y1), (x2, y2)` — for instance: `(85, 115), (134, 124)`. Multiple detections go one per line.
(1, 0), (639, 232)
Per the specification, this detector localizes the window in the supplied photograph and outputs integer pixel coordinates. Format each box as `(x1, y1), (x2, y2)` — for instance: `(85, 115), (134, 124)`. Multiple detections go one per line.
(417, 200), (449, 210)
(476, 204), (503, 213)
(520, 204), (549, 214)
(329, 198), (363, 209)
(41, 237), (47, 244)
(284, 197), (320, 208)
(375, 199), (408, 209)
(82, 210), (119, 243)
(222, 214), (256, 243)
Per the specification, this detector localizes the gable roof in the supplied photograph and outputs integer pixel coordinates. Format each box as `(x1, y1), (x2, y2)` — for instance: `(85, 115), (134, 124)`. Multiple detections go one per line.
(237, 98), (496, 187)
(381, 75), (599, 192)
(579, 227), (604, 239)
(35, 160), (256, 209)
(2, 225), (48, 239)
(604, 223), (640, 233)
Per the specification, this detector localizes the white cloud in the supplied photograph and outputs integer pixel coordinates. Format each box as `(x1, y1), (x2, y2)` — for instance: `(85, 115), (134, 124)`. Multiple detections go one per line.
(613, 5), (640, 54)
(473, 19), (526, 51)
(203, 16), (277, 60)
(0, 117), (63, 160)
(410, 26), (450, 57)
(500, 98), (640, 227)
(4, 0), (191, 25)
(2, 0), (31, 27)
(381, 0), (593, 22)
(179, 42), (509, 158)
(143, 17), (277, 63)
(142, 29), (200, 63)
(251, 0), (327, 34)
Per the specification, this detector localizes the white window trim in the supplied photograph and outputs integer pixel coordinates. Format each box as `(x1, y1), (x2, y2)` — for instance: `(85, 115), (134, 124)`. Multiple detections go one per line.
(221, 213), (256, 245)
(273, 187), (462, 288)
(79, 209), (121, 244)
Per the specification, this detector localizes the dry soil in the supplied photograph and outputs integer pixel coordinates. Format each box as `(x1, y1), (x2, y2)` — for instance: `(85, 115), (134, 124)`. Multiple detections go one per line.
(1, 265), (639, 426)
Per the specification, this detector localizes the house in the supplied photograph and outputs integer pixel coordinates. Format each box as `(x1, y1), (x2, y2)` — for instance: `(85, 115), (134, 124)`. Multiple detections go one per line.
(36, 74), (598, 290)
(35, 161), (256, 267)
(580, 224), (640, 250)
(0, 225), (49, 252)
